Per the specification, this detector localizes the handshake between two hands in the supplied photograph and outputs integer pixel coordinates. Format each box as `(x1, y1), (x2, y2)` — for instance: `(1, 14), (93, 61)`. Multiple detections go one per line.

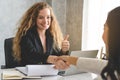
(47, 55), (78, 70)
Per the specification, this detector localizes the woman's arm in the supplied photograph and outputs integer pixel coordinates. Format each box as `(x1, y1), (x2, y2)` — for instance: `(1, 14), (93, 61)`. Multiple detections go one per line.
(60, 56), (108, 74)
(76, 57), (108, 74)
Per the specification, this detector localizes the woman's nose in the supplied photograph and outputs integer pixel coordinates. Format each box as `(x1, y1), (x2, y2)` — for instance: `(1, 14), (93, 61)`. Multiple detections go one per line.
(43, 17), (48, 23)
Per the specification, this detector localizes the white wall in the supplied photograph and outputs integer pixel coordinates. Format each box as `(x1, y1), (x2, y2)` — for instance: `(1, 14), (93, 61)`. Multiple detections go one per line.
(82, 0), (120, 50)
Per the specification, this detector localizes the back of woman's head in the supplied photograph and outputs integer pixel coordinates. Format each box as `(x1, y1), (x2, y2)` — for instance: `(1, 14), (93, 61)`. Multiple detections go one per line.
(101, 6), (120, 80)
(107, 6), (120, 65)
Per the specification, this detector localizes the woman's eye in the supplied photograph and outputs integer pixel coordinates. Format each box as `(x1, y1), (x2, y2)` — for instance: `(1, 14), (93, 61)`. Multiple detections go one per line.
(48, 16), (51, 19)
(38, 16), (51, 20)
(38, 16), (44, 19)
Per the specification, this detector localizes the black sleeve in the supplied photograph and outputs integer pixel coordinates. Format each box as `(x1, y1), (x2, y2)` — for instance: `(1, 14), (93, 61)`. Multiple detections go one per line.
(20, 36), (49, 66)
(51, 47), (70, 56)
(59, 50), (70, 55)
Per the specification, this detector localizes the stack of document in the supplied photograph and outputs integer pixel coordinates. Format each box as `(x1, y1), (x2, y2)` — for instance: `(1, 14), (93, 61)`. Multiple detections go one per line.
(16, 64), (58, 76)
(2, 64), (58, 79)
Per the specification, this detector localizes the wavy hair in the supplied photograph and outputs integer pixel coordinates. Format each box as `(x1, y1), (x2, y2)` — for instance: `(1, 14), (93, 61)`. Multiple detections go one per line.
(13, 2), (63, 61)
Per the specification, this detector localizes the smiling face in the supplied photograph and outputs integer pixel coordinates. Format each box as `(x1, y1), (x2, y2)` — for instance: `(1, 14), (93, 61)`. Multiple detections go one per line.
(36, 8), (51, 31)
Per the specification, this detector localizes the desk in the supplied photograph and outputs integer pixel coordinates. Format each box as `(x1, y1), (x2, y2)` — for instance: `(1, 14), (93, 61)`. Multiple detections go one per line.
(0, 69), (101, 80)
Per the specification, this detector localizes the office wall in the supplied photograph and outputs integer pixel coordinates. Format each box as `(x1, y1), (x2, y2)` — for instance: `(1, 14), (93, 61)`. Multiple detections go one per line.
(51, 0), (83, 51)
(0, 0), (83, 66)
(66, 0), (83, 51)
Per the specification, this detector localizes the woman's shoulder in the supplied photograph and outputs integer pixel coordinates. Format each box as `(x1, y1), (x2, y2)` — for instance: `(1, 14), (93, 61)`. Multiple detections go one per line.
(25, 27), (37, 36)
(21, 27), (38, 40)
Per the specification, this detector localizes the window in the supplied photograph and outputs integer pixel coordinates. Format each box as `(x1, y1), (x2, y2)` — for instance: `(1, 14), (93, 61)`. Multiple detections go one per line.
(82, 0), (120, 50)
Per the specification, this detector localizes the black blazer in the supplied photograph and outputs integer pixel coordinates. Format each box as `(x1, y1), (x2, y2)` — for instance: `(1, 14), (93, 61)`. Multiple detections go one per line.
(20, 27), (68, 66)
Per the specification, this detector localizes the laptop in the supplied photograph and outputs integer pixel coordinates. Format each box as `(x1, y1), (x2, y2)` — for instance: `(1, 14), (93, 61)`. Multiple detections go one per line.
(59, 50), (98, 76)
(70, 50), (98, 58)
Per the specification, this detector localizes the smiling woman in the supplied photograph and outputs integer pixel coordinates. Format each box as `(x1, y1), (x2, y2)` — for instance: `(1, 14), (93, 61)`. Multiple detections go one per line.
(12, 2), (70, 69)
(0, 0), (83, 67)
(0, 0), (48, 68)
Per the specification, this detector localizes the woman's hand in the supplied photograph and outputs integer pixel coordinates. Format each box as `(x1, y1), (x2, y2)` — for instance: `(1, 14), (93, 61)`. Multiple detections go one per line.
(54, 59), (70, 70)
(60, 56), (78, 65)
(47, 55), (70, 70)
(59, 56), (70, 63)
(61, 35), (70, 53)
(47, 55), (59, 64)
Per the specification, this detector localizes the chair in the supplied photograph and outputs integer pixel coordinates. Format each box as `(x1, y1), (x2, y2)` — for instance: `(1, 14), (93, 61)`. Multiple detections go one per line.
(4, 37), (19, 68)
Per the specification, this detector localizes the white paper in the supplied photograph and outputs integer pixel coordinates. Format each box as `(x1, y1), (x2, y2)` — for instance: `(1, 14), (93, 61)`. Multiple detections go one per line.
(16, 65), (58, 77)
(16, 67), (27, 75)
(27, 65), (58, 76)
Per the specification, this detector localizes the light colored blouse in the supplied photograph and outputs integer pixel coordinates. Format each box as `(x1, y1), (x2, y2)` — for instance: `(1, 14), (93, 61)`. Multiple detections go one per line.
(76, 57), (108, 74)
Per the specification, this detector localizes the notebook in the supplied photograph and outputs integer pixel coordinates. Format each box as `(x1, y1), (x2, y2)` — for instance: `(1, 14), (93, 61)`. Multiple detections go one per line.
(2, 70), (26, 79)
(59, 50), (98, 76)
(16, 64), (58, 77)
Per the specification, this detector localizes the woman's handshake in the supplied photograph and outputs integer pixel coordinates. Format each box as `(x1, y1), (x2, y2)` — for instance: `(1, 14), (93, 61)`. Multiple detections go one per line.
(47, 55), (78, 70)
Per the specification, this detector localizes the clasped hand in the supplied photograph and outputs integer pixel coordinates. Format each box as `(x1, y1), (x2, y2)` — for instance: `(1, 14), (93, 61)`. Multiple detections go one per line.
(47, 55), (73, 70)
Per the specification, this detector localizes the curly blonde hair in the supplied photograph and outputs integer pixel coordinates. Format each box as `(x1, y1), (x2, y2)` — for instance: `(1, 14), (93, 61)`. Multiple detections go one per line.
(13, 2), (63, 61)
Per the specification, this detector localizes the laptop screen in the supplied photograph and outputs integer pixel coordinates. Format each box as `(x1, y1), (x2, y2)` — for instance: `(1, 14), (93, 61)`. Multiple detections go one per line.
(70, 50), (98, 58)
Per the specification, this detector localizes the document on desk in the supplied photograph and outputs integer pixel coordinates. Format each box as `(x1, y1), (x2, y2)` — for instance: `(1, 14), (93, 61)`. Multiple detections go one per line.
(16, 64), (59, 77)
(2, 69), (42, 79)
(2, 70), (25, 79)
(1, 70), (42, 80)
